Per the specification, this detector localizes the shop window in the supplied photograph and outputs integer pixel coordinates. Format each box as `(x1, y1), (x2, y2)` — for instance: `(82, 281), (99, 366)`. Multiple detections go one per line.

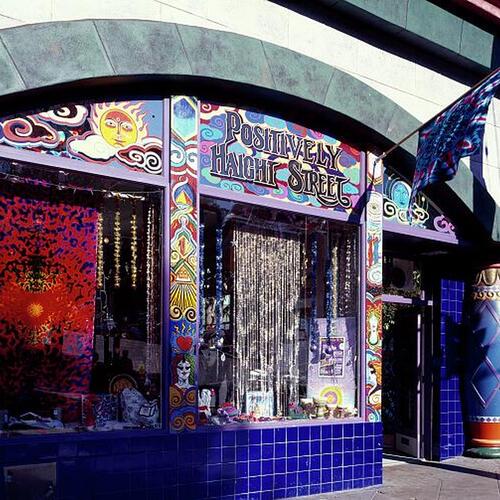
(199, 197), (359, 424)
(0, 161), (162, 434)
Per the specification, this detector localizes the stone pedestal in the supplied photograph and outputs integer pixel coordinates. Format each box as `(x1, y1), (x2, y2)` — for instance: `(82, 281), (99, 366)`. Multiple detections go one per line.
(466, 264), (500, 458)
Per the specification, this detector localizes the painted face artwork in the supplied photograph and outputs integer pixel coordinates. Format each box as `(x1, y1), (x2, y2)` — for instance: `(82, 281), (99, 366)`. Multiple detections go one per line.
(100, 109), (138, 148)
(176, 359), (192, 388)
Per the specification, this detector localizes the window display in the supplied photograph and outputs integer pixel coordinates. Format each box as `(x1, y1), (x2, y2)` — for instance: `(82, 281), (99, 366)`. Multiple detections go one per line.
(199, 197), (359, 425)
(0, 162), (162, 434)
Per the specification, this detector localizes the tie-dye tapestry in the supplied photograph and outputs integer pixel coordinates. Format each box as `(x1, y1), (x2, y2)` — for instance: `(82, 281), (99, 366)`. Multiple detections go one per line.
(0, 187), (98, 413)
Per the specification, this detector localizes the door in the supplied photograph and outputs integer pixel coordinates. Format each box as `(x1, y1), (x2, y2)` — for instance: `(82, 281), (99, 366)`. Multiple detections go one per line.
(383, 303), (423, 457)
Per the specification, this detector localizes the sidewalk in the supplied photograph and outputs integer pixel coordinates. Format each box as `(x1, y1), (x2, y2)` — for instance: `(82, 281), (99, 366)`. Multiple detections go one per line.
(305, 456), (500, 499)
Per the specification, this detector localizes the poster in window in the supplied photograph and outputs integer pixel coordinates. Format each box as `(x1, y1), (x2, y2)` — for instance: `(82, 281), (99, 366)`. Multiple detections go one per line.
(246, 391), (274, 417)
(319, 336), (345, 378)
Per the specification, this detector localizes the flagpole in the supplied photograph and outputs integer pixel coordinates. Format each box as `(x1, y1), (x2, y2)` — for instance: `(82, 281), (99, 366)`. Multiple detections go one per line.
(376, 66), (500, 162)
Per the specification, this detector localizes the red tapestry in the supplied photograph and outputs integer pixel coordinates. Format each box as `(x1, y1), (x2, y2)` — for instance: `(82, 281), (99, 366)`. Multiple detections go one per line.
(0, 188), (98, 410)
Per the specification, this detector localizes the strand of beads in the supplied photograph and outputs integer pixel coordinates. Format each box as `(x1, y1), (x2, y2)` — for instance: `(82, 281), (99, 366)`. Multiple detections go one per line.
(113, 206), (121, 288)
(96, 212), (104, 289)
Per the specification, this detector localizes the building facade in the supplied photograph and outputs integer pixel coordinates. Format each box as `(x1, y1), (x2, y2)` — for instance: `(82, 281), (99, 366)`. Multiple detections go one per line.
(0, 1), (498, 499)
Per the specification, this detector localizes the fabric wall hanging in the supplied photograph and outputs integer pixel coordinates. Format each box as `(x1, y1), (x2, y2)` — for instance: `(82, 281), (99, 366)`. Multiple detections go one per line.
(0, 187), (98, 406)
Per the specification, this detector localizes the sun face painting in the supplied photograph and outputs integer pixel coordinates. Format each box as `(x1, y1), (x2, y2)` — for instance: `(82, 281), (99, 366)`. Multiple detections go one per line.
(99, 109), (138, 148)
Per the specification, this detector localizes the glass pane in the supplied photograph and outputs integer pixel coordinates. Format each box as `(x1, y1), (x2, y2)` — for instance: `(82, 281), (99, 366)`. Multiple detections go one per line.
(199, 197), (359, 425)
(0, 161), (162, 435)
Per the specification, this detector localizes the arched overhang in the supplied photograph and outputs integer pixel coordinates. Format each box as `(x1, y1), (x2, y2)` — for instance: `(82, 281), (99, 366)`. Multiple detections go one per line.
(0, 19), (498, 241)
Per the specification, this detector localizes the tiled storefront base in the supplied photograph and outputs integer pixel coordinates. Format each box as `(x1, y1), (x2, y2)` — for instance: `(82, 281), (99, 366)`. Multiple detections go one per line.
(0, 422), (382, 499)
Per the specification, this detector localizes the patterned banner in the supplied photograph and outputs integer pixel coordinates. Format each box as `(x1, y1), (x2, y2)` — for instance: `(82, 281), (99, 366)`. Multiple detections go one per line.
(169, 96), (199, 432)
(199, 103), (361, 214)
(365, 153), (383, 422)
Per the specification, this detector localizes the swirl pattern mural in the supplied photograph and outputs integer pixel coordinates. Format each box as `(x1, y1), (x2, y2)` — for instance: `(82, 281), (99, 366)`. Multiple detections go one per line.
(365, 154), (383, 422)
(169, 96), (199, 432)
(0, 101), (163, 175)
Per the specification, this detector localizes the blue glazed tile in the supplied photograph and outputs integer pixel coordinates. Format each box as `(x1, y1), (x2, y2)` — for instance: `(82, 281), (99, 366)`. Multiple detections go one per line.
(322, 469), (332, 483)
(354, 423), (364, 436)
(321, 483), (333, 493)
(322, 454), (332, 468)
(223, 447), (236, 463)
(262, 444), (273, 459)
(344, 439), (353, 452)
(299, 426), (310, 441)
(286, 472), (298, 487)
(249, 430), (261, 445)
(208, 464), (222, 481)
(333, 467), (342, 482)
(298, 485), (309, 497)
(310, 484), (321, 495)
(261, 475), (273, 491)
(262, 429), (273, 444)
(274, 488), (286, 498)
(223, 432), (236, 447)
(249, 460), (261, 476)
(354, 451), (363, 465)
(299, 441), (310, 456)
(249, 445), (261, 461)
(333, 425), (342, 438)
(321, 439), (332, 454)
(321, 425), (332, 439)
(275, 427), (286, 443)
(275, 458), (286, 474)
(236, 461), (248, 478)
(354, 464), (364, 480)
(236, 446), (249, 462)
(310, 470), (321, 484)
(354, 437), (363, 451)
(354, 478), (363, 488)
(286, 487), (298, 498)
(275, 443), (286, 458)
(286, 427), (298, 442)
(248, 476), (260, 492)
(274, 473), (286, 489)
(207, 448), (221, 465)
(343, 479), (353, 490)
(311, 440), (320, 455)
(261, 459), (273, 475)
(222, 463), (236, 479)
(207, 432), (222, 448)
(236, 430), (250, 446)
(221, 479), (235, 496)
(298, 456), (309, 471)
(235, 478), (249, 494)
(287, 457), (298, 472)
(343, 466), (353, 480)
(311, 426), (321, 439)
(286, 442), (298, 457)
(298, 470), (309, 486)
(344, 424), (354, 437)
(310, 455), (320, 470)
(262, 492), (273, 500)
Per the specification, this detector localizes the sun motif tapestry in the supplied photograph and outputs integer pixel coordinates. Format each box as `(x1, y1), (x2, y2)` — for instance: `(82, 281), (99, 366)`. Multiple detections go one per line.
(0, 186), (98, 409)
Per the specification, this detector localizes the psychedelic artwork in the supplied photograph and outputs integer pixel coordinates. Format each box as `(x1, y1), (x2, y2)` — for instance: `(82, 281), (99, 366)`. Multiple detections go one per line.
(0, 101), (163, 175)
(199, 103), (361, 214)
(0, 185), (98, 416)
(169, 96), (199, 432)
(383, 165), (455, 235)
(365, 153), (383, 422)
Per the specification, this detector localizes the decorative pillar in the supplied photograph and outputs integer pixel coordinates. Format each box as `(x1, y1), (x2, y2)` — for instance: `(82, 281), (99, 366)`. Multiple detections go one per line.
(466, 264), (500, 457)
(168, 96), (199, 432)
(365, 153), (383, 421)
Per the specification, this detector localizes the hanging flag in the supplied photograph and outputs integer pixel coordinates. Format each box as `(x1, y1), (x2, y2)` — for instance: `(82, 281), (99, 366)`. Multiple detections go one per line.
(409, 67), (500, 218)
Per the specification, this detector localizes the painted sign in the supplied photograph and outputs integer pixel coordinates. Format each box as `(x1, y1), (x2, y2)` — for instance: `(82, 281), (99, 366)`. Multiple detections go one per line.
(319, 337), (345, 378)
(199, 103), (361, 214)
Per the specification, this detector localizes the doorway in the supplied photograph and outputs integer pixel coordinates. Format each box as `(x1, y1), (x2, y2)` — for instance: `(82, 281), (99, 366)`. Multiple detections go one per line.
(382, 302), (423, 457)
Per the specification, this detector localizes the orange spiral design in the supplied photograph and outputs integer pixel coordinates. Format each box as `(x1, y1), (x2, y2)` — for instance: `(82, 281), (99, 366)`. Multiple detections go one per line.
(185, 387), (196, 405)
(169, 386), (183, 409)
(171, 415), (185, 432)
(184, 412), (196, 430)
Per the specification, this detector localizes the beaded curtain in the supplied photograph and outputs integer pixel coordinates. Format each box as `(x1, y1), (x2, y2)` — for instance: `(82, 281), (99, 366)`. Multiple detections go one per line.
(233, 225), (302, 416)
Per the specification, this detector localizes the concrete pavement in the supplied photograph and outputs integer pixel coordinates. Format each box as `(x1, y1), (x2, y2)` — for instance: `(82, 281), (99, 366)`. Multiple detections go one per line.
(304, 456), (500, 499)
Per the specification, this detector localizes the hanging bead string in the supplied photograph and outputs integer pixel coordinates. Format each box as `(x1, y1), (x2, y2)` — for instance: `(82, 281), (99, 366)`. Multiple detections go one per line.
(215, 225), (223, 349)
(96, 212), (104, 289)
(113, 205), (121, 289)
(130, 205), (138, 289)
(145, 204), (155, 377)
(199, 223), (205, 343)
(309, 235), (319, 362)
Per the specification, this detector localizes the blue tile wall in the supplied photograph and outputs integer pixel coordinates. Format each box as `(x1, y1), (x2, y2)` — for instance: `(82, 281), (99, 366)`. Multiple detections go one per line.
(439, 279), (465, 460)
(0, 422), (382, 499)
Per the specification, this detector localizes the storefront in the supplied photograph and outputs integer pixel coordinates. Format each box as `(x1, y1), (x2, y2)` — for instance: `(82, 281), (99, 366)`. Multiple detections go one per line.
(0, 94), (387, 498)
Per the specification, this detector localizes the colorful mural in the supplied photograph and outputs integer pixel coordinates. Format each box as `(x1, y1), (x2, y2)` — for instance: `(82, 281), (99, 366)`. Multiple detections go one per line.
(0, 101), (163, 175)
(199, 103), (361, 214)
(383, 165), (455, 235)
(169, 96), (199, 432)
(365, 153), (383, 422)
